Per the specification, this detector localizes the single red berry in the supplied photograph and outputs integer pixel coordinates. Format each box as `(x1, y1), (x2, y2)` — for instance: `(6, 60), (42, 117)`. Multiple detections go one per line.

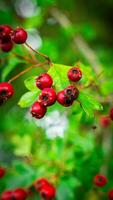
(0, 25), (13, 39)
(36, 73), (53, 90)
(0, 167), (5, 178)
(109, 108), (113, 121)
(1, 41), (13, 52)
(0, 82), (14, 102)
(68, 67), (82, 82)
(93, 174), (107, 187)
(57, 85), (79, 107)
(40, 184), (56, 200)
(100, 116), (110, 127)
(11, 28), (27, 44)
(13, 188), (28, 200)
(30, 101), (47, 119)
(39, 88), (56, 107)
(1, 190), (13, 200)
(108, 189), (113, 200)
(34, 178), (49, 192)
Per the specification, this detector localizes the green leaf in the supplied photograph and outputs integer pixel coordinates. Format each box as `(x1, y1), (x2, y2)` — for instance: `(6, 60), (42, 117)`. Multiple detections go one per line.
(24, 76), (38, 91)
(18, 90), (40, 108)
(48, 63), (70, 91)
(78, 91), (103, 118)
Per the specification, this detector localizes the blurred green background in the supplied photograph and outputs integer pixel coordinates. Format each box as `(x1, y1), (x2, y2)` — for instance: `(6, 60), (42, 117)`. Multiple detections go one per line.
(0, 0), (113, 199)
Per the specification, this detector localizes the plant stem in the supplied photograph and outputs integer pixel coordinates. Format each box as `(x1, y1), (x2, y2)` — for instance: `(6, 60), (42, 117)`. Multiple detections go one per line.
(8, 61), (48, 83)
(25, 42), (52, 64)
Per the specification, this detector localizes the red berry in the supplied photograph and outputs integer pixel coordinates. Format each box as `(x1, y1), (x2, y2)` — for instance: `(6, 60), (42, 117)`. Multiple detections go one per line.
(1, 190), (13, 200)
(13, 188), (28, 200)
(68, 67), (82, 82)
(30, 101), (47, 119)
(11, 28), (27, 44)
(39, 88), (56, 107)
(0, 25), (13, 39)
(36, 73), (53, 90)
(100, 116), (110, 127)
(0, 35), (13, 52)
(0, 82), (14, 102)
(57, 85), (79, 107)
(109, 108), (113, 121)
(34, 178), (49, 192)
(0, 167), (5, 178)
(40, 184), (56, 200)
(93, 174), (107, 187)
(108, 189), (113, 200)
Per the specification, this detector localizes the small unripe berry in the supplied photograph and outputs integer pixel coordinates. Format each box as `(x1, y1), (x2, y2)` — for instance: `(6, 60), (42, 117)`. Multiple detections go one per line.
(68, 67), (82, 82)
(39, 88), (56, 107)
(30, 101), (47, 119)
(100, 116), (111, 127)
(13, 188), (28, 200)
(36, 73), (53, 90)
(57, 85), (79, 107)
(109, 108), (113, 121)
(108, 189), (113, 200)
(93, 174), (107, 187)
(11, 28), (27, 44)
(0, 167), (5, 178)
(1, 190), (13, 200)
(34, 178), (49, 192)
(40, 184), (56, 200)
(0, 82), (14, 102)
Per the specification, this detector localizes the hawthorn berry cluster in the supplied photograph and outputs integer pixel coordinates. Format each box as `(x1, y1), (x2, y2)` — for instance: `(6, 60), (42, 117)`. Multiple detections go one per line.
(0, 25), (27, 52)
(100, 108), (113, 128)
(30, 67), (82, 119)
(0, 166), (56, 200)
(93, 174), (113, 200)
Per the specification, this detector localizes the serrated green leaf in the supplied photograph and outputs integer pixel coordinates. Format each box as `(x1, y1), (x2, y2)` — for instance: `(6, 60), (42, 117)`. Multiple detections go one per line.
(78, 91), (103, 118)
(24, 76), (38, 91)
(48, 63), (70, 91)
(18, 90), (40, 108)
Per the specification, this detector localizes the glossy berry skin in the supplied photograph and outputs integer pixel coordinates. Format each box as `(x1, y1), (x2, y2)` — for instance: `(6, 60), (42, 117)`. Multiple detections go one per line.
(30, 101), (47, 119)
(40, 184), (56, 200)
(36, 73), (53, 90)
(0, 82), (14, 102)
(1, 190), (13, 200)
(109, 108), (113, 121)
(0, 167), (5, 178)
(100, 116), (110, 127)
(1, 41), (13, 52)
(12, 28), (27, 44)
(57, 86), (79, 107)
(93, 174), (107, 187)
(13, 188), (28, 200)
(68, 67), (82, 82)
(39, 88), (56, 107)
(34, 178), (49, 192)
(0, 25), (13, 38)
(108, 189), (113, 200)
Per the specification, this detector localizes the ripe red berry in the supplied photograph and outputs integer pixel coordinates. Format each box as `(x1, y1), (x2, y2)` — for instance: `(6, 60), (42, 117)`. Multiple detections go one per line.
(1, 190), (13, 200)
(100, 116), (110, 127)
(0, 25), (13, 39)
(11, 28), (27, 44)
(57, 85), (79, 107)
(13, 188), (28, 200)
(30, 101), (47, 119)
(93, 174), (108, 187)
(36, 73), (53, 90)
(108, 189), (113, 200)
(39, 88), (56, 107)
(109, 108), (113, 121)
(34, 178), (49, 192)
(0, 167), (5, 178)
(68, 67), (82, 82)
(40, 184), (56, 200)
(0, 82), (14, 102)
(0, 35), (13, 52)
